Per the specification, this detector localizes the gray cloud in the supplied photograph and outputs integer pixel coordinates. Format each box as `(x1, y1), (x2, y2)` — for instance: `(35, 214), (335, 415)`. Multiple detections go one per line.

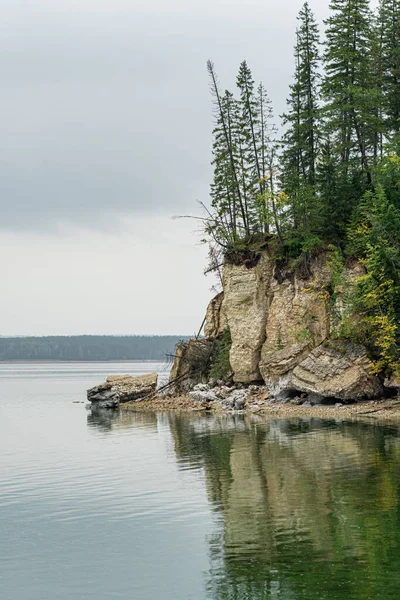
(0, 0), (334, 231)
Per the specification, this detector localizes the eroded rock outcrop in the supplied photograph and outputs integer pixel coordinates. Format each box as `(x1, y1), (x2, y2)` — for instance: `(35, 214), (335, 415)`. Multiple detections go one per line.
(88, 373), (158, 409)
(197, 250), (383, 401)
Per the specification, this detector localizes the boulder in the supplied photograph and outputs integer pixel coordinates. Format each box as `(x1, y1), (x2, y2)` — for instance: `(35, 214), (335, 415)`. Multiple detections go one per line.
(291, 342), (383, 401)
(87, 385), (119, 409)
(87, 373), (158, 408)
(192, 383), (210, 392)
(224, 389), (248, 410)
(188, 390), (219, 403)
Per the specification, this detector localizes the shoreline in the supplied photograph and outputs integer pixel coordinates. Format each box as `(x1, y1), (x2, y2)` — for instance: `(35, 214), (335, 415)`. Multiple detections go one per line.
(120, 395), (400, 422)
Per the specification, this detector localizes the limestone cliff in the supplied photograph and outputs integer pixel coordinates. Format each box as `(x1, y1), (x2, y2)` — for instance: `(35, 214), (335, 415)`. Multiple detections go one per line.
(200, 250), (383, 400)
(169, 249), (389, 401)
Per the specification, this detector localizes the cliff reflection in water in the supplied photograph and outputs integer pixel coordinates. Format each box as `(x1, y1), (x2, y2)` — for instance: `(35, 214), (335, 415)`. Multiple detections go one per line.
(168, 414), (400, 600)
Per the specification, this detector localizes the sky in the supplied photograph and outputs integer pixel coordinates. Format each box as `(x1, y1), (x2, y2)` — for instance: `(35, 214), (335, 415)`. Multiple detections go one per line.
(1, 0), (351, 335)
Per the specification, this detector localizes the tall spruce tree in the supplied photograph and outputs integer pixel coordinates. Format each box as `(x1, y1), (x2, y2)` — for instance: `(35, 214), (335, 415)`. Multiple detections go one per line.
(256, 82), (276, 232)
(322, 0), (376, 186)
(207, 61), (249, 242)
(281, 2), (322, 236)
(376, 0), (400, 134)
(209, 90), (239, 245)
(236, 61), (276, 233)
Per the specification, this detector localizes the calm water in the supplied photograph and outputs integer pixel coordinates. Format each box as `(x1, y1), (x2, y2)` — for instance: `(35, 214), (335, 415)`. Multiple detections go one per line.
(1, 363), (400, 599)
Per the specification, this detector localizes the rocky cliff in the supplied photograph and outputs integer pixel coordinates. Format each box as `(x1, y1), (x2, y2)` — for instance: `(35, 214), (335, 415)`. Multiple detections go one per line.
(171, 250), (391, 402)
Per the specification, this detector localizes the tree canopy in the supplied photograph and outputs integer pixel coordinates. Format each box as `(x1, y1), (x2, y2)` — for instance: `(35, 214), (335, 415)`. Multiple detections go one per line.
(205, 0), (400, 375)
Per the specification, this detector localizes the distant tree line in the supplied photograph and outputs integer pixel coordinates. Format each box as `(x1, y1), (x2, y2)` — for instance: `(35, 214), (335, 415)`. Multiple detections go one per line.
(0, 336), (189, 361)
(205, 0), (400, 375)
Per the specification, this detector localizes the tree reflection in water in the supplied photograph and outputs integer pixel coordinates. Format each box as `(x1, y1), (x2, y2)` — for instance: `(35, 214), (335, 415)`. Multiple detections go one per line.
(168, 413), (400, 600)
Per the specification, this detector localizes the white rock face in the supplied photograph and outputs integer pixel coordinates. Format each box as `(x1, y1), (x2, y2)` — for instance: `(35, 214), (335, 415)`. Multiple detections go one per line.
(221, 254), (275, 383)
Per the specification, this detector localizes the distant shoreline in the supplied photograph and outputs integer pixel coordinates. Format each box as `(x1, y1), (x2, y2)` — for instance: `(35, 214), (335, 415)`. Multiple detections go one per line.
(0, 359), (165, 364)
(0, 335), (185, 362)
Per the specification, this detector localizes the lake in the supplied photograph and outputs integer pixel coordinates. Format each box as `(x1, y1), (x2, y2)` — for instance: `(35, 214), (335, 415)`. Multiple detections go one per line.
(1, 362), (400, 599)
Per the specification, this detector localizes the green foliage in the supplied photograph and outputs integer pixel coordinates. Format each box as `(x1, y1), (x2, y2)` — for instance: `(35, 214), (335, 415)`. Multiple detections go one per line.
(209, 328), (232, 381)
(295, 327), (314, 343)
(207, 60), (278, 249)
(373, 148), (400, 208)
(347, 186), (400, 372)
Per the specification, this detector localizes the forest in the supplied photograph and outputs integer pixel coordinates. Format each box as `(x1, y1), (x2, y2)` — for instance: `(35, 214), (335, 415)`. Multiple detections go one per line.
(205, 0), (400, 375)
(0, 336), (188, 361)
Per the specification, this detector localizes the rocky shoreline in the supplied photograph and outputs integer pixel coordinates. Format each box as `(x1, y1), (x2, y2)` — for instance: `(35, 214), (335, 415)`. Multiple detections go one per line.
(87, 373), (400, 422)
(87, 249), (400, 417)
(119, 395), (400, 422)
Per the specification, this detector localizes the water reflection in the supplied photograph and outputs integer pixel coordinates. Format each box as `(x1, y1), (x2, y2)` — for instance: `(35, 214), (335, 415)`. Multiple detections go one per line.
(168, 414), (400, 599)
(87, 407), (158, 433)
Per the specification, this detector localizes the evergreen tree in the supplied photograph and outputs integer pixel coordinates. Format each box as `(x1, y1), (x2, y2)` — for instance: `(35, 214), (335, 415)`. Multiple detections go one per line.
(209, 90), (238, 245)
(207, 61), (249, 241)
(281, 2), (321, 236)
(235, 62), (276, 233)
(376, 0), (400, 134)
(322, 0), (376, 185)
(236, 60), (262, 200)
(256, 82), (276, 232)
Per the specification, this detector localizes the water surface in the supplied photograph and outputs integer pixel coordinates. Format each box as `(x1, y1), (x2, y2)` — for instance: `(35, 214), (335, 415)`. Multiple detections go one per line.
(1, 362), (400, 599)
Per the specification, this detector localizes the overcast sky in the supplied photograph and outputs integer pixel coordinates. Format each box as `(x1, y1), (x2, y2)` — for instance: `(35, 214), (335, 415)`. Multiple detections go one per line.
(1, 0), (351, 335)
